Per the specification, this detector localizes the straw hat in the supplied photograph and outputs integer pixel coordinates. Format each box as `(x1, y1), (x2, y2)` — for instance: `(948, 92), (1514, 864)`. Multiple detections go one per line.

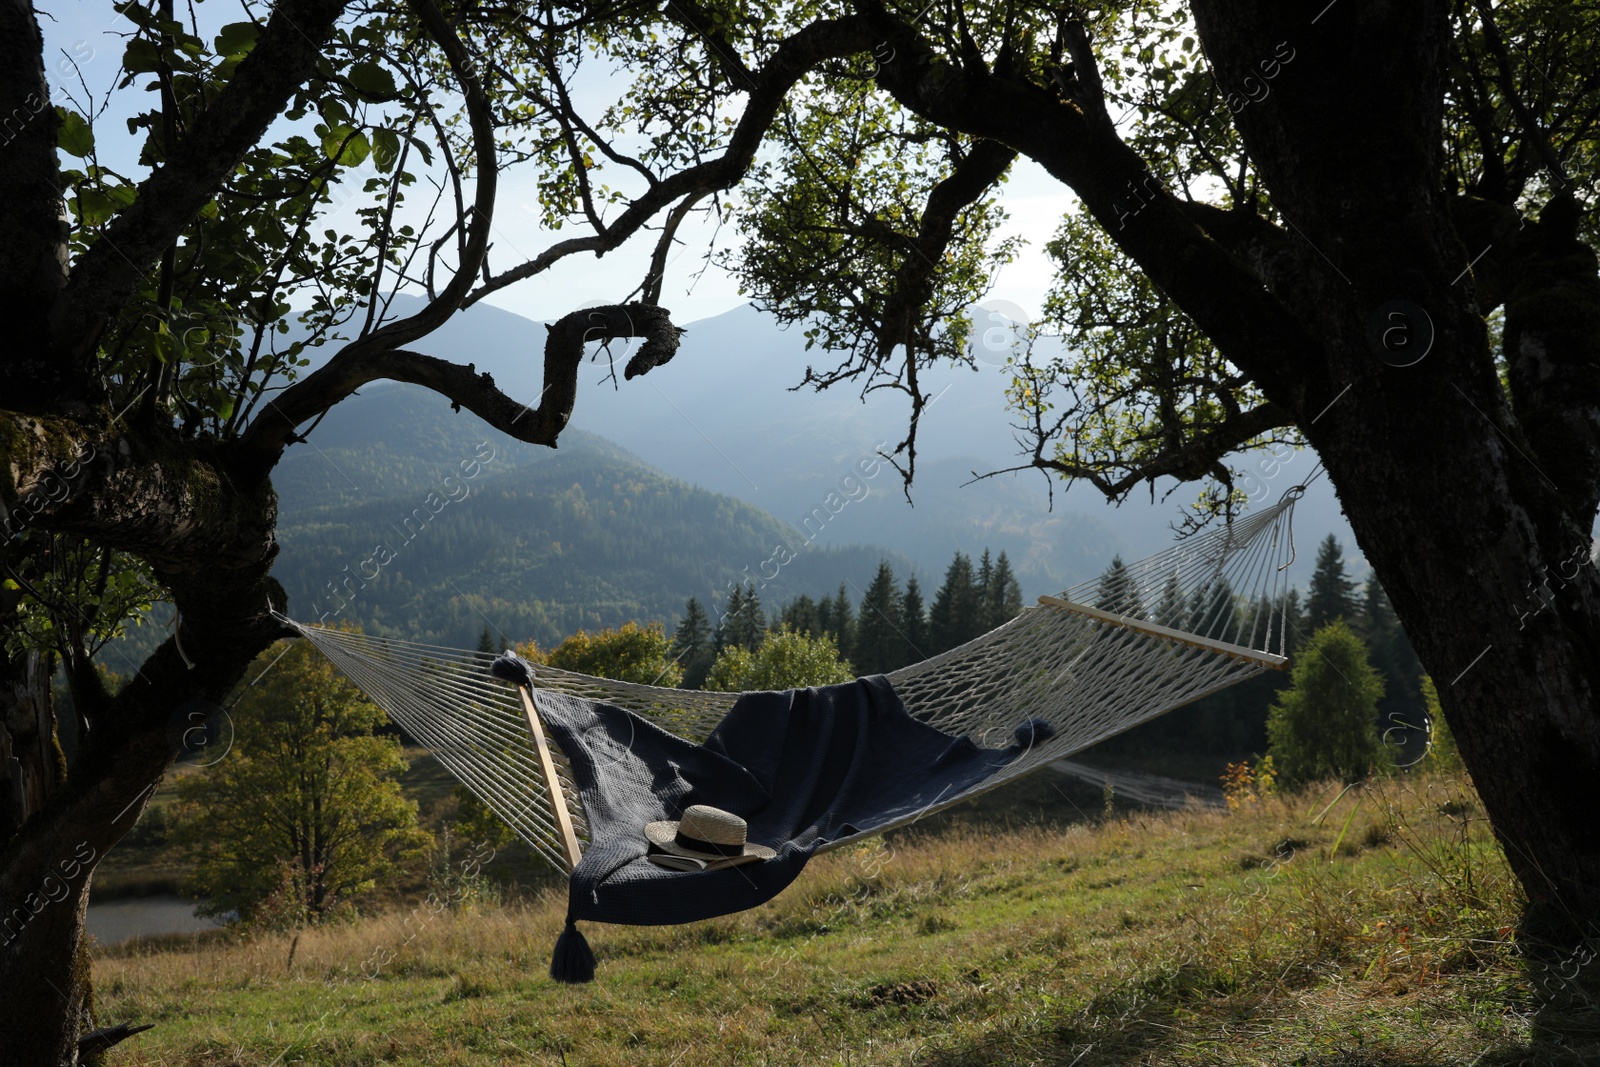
(645, 805), (776, 864)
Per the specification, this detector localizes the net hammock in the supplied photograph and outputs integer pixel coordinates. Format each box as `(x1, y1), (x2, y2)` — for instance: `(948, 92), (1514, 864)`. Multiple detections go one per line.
(280, 489), (1304, 875)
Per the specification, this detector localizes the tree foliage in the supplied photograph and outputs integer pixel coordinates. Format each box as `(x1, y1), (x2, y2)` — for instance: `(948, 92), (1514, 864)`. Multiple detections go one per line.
(1306, 535), (1359, 633)
(521, 621), (683, 688)
(172, 637), (430, 925)
(1421, 675), (1464, 774)
(1267, 621), (1386, 788)
(671, 597), (716, 690)
(704, 625), (854, 692)
(928, 551), (982, 652)
(853, 560), (905, 675)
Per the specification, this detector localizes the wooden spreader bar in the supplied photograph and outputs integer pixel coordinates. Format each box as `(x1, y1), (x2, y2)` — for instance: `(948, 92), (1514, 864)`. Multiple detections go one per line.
(515, 684), (585, 870)
(1037, 595), (1289, 671)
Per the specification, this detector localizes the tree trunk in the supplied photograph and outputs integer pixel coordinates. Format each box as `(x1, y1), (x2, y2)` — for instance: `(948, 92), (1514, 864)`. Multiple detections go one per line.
(1186, 0), (1600, 938)
(0, 513), (286, 1061)
(1320, 379), (1600, 938)
(0, 645), (94, 1066)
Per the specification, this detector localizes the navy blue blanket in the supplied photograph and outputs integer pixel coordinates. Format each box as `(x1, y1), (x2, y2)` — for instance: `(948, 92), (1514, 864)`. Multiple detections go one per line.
(529, 676), (1031, 928)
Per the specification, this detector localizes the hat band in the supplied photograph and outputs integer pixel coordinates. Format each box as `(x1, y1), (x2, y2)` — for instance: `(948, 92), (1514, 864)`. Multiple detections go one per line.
(674, 831), (744, 857)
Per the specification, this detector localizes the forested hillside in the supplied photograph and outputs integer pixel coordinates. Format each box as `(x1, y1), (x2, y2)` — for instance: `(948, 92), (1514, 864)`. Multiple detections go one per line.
(269, 384), (917, 648)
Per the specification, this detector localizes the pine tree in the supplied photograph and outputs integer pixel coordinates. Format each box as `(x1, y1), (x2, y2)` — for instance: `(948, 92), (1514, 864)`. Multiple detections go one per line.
(1095, 556), (1144, 618)
(726, 582), (767, 651)
(672, 597), (715, 690)
(853, 561), (904, 675)
(1306, 534), (1358, 632)
(929, 552), (981, 653)
(830, 584), (855, 659)
(780, 594), (821, 637)
(475, 626), (496, 655)
(715, 586), (746, 652)
(1280, 588), (1307, 656)
(1360, 575), (1427, 757)
(1267, 620), (1386, 786)
(901, 576), (929, 665)
(1154, 572), (1185, 628)
(1188, 578), (1238, 641)
(976, 549), (995, 623)
(815, 594), (834, 640)
(986, 551), (1024, 628)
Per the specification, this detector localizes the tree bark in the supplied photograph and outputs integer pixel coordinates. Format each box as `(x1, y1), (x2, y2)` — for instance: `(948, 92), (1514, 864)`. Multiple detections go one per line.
(1186, 0), (1600, 937)
(0, 639), (95, 1066)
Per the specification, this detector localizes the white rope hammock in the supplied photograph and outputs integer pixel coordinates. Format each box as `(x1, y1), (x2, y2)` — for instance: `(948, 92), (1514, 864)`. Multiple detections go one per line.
(283, 491), (1303, 872)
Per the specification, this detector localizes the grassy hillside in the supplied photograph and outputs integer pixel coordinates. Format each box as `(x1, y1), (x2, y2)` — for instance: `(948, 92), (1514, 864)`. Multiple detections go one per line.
(91, 771), (1598, 1066)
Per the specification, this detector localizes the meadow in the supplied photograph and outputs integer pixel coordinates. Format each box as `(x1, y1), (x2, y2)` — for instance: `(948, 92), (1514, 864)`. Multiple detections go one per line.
(91, 771), (1599, 1066)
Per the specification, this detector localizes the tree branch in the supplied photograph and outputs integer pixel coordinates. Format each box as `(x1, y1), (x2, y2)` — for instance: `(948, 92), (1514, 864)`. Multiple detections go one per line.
(862, 4), (1326, 417)
(354, 0), (498, 349)
(238, 304), (683, 458)
(1472, 0), (1570, 189)
(1016, 399), (1293, 501)
(47, 0), (354, 366)
(0, 411), (279, 574)
(236, 0), (499, 457)
(463, 14), (879, 307)
(0, 0), (69, 407)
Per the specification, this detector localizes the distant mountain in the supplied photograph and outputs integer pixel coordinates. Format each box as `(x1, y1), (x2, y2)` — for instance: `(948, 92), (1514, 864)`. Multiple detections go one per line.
(97, 297), (1359, 677)
(270, 384), (920, 648)
(360, 295), (1357, 593)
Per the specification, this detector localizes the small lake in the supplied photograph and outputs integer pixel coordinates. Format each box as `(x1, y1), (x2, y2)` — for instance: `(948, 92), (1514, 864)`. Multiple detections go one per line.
(86, 895), (225, 946)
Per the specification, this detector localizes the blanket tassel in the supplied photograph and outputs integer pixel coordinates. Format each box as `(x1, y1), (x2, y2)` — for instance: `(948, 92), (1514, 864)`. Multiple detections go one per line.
(550, 919), (596, 984)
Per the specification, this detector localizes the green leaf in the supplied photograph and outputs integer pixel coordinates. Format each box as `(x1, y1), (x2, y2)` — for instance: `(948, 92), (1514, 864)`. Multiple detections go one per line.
(56, 108), (94, 158)
(321, 98), (351, 125)
(320, 124), (370, 165)
(151, 320), (175, 364)
(123, 37), (162, 74)
(214, 22), (259, 57)
(342, 130), (371, 167)
(72, 187), (117, 227)
(348, 61), (397, 101)
(372, 128), (401, 172)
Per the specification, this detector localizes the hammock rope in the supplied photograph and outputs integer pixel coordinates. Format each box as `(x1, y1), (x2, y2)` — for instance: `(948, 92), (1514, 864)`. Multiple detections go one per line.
(281, 491), (1302, 872)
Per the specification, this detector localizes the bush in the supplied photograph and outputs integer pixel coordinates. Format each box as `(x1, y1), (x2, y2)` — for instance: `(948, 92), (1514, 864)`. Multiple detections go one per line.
(522, 621), (683, 687)
(704, 625), (855, 691)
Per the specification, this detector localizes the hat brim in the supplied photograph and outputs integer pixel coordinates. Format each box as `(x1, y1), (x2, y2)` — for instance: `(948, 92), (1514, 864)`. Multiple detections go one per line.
(644, 819), (776, 862)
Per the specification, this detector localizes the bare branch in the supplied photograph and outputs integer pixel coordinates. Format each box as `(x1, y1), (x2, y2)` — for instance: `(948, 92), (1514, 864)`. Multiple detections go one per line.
(1018, 399), (1292, 501)
(239, 304), (683, 459)
(464, 15), (879, 307)
(355, 0), (498, 347)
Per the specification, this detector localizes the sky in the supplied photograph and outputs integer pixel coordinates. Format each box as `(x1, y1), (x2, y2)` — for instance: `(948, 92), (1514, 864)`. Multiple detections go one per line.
(37, 3), (1074, 327)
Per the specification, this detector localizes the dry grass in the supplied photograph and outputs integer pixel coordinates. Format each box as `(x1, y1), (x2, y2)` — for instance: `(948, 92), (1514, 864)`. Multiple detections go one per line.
(91, 772), (1600, 1066)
